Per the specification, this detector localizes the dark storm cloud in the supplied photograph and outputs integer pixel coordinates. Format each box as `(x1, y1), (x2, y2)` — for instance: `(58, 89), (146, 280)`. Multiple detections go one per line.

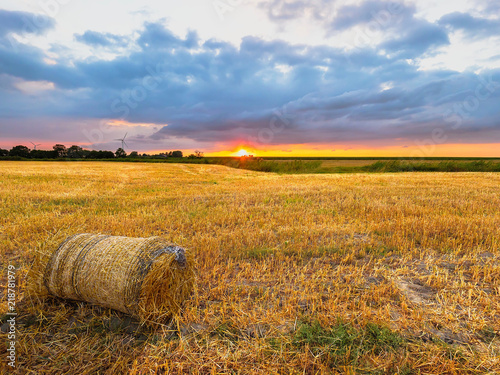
(0, 8), (499, 149)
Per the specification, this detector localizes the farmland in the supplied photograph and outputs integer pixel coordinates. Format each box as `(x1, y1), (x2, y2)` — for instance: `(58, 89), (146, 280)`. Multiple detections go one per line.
(1, 161), (500, 374)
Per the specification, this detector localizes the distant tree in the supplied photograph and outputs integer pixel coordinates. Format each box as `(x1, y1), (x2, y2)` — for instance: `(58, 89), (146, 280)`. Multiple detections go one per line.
(86, 150), (95, 159)
(53, 144), (67, 158)
(30, 149), (57, 159)
(128, 151), (139, 158)
(194, 150), (204, 158)
(87, 150), (99, 159)
(171, 150), (183, 158)
(98, 150), (114, 159)
(87, 150), (115, 159)
(187, 154), (197, 159)
(115, 148), (127, 158)
(9, 145), (30, 158)
(0, 148), (9, 157)
(152, 153), (166, 158)
(67, 145), (84, 158)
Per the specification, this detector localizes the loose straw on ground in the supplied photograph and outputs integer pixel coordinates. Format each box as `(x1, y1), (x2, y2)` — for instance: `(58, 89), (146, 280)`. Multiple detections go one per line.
(30, 233), (194, 323)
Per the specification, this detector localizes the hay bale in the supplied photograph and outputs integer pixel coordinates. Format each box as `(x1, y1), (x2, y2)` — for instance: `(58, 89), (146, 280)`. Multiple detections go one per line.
(33, 233), (194, 323)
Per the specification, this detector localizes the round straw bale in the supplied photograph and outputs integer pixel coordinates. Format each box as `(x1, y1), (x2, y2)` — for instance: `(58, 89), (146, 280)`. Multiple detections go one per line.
(41, 233), (194, 322)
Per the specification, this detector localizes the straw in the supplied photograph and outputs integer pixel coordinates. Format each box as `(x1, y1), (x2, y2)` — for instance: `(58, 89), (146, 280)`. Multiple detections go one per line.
(31, 233), (194, 322)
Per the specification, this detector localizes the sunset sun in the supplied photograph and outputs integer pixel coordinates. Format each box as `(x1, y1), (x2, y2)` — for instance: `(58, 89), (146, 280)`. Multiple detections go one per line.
(237, 149), (248, 157)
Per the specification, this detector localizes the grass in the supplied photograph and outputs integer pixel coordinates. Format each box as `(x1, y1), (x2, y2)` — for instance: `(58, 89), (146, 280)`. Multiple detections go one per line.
(211, 158), (323, 173)
(213, 158), (500, 174)
(0, 161), (499, 374)
(2, 156), (500, 174)
(291, 320), (404, 362)
(364, 160), (500, 173)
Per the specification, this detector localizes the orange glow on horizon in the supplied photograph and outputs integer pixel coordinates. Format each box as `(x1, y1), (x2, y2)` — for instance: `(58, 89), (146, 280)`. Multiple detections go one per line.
(1, 140), (499, 158)
(204, 143), (500, 158)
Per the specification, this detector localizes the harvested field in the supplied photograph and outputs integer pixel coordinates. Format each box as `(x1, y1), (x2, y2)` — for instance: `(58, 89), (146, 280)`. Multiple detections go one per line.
(1, 161), (499, 374)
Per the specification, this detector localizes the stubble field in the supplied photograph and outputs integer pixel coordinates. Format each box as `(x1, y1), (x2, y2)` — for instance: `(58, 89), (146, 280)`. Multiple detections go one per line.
(1, 161), (499, 374)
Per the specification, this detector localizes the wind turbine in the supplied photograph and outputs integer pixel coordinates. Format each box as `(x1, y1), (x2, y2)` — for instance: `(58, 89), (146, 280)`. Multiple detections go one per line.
(114, 132), (128, 150)
(30, 142), (41, 150)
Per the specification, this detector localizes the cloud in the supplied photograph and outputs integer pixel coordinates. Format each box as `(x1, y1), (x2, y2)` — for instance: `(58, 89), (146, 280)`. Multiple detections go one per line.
(137, 22), (199, 49)
(328, 1), (449, 58)
(0, 42), (84, 89)
(380, 21), (450, 58)
(74, 31), (129, 48)
(330, 1), (415, 31)
(0, 9), (55, 38)
(260, 1), (450, 59)
(0, 16), (499, 151)
(260, 0), (334, 21)
(438, 12), (500, 39)
(479, 0), (500, 14)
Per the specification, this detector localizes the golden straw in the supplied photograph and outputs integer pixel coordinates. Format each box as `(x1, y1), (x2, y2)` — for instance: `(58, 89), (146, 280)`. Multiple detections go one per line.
(31, 233), (194, 322)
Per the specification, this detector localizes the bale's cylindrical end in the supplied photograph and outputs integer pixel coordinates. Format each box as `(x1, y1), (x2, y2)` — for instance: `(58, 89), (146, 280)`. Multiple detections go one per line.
(38, 234), (194, 323)
(137, 246), (194, 322)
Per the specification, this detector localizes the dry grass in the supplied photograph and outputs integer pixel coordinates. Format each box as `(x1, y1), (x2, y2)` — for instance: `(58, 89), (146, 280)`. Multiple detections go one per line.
(1, 161), (499, 374)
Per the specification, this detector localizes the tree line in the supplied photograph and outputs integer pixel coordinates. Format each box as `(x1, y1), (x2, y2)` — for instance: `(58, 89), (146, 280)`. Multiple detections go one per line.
(0, 144), (203, 159)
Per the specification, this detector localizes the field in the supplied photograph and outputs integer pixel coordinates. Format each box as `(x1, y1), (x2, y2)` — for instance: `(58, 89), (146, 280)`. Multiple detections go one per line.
(210, 158), (500, 173)
(1, 161), (500, 374)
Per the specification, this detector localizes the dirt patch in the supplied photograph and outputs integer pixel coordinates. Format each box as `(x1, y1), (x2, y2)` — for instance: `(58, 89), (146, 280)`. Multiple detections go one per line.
(394, 278), (435, 304)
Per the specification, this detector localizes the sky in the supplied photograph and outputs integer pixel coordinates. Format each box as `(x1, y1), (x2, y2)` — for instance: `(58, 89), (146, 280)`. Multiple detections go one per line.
(0, 0), (499, 156)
